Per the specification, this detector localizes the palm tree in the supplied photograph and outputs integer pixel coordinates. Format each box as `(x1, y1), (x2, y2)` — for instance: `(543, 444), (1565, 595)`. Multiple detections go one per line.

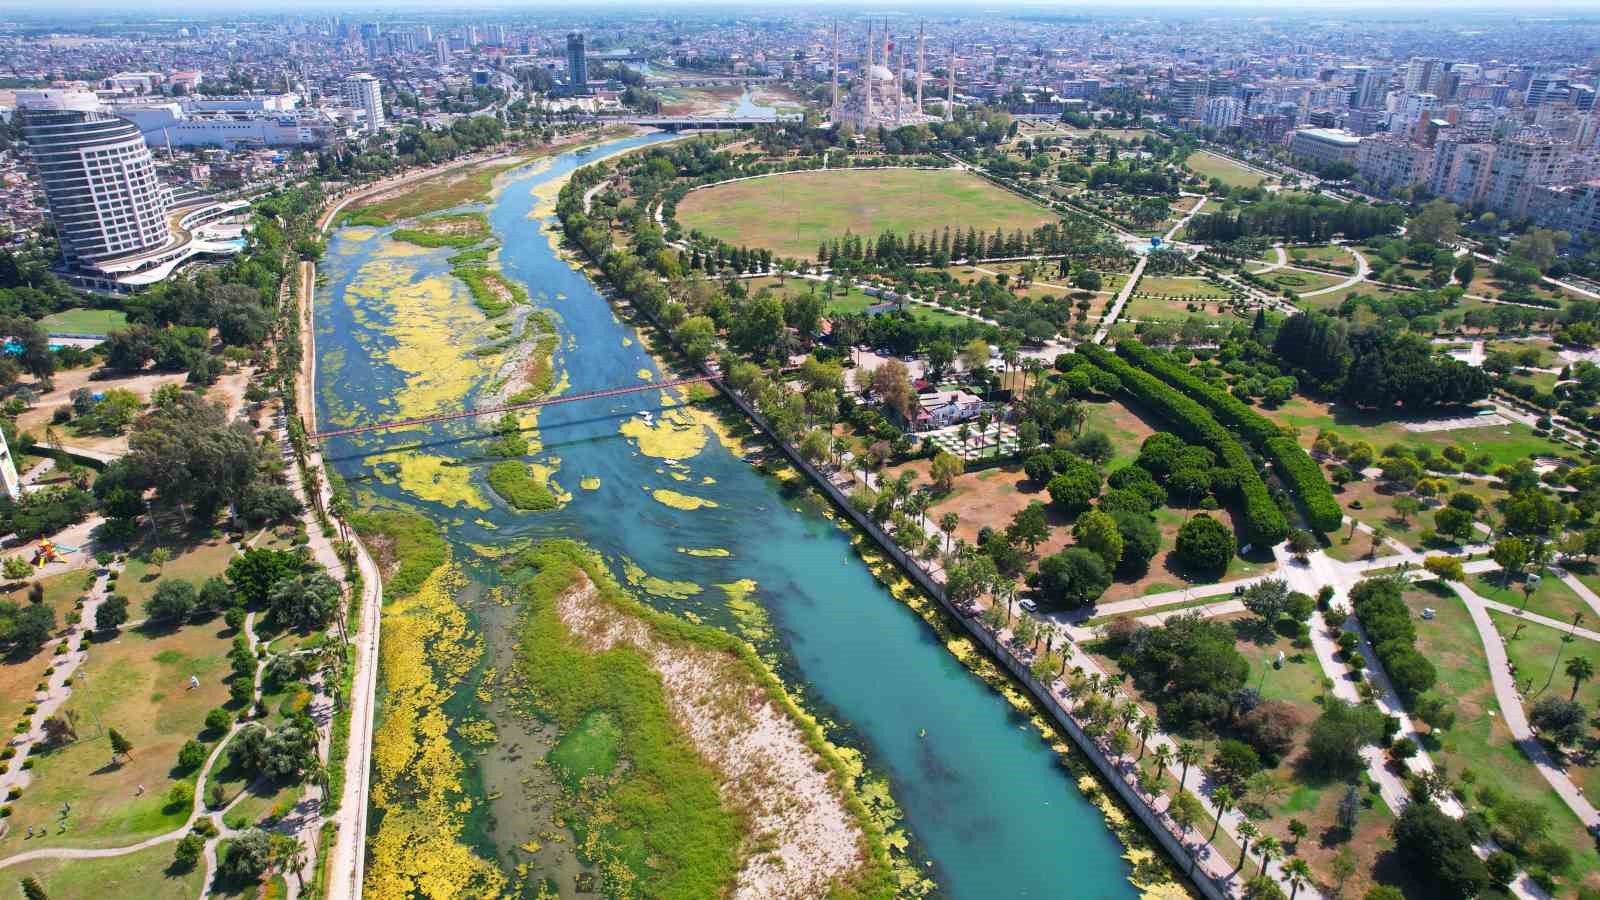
(1284, 857), (1312, 900)
(1567, 656), (1595, 701)
(957, 423), (971, 459)
(1236, 821), (1259, 870)
(939, 512), (959, 553)
(1210, 786), (1235, 841)
(1255, 835), (1282, 878)
(1135, 716), (1156, 759)
(1150, 742), (1174, 780)
(1177, 742), (1203, 788)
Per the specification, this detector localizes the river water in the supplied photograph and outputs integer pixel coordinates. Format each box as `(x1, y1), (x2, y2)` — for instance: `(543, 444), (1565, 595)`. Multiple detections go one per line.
(317, 133), (1139, 898)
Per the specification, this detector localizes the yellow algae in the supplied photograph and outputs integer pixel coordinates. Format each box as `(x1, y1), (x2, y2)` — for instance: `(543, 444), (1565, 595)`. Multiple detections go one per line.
(367, 562), (507, 898)
(620, 558), (702, 600)
(618, 406), (710, 461)
(340, 226), (380, 242)
(374, 239), (435, 257)
(579, 476), (601, 491)
(650, 488), (718, 511)
(473, 518), (499, 530)
(458, 718), (498, 746)
(678, 547), (731, 558)
(719, 578), (770, 641)
(668, 471), (688, 482)
(701, 476), (717, 485)
(369, 450), (489, 510)
(636, 368), (653, 381)
(622, 337), (633, 347)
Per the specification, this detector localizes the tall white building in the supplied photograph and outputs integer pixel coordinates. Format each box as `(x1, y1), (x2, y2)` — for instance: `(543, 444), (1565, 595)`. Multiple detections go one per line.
(1201, 96), (1244, 129)
(21, 108), (173, 268)
(342, 73), (384, 133)
(435, 38), (450, 66)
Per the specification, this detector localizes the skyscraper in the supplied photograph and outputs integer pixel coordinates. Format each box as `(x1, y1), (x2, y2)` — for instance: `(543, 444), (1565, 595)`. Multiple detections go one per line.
(21, 108), (173, 269)
(566, 32), (589, 92)
(342, 73), (384, 133)
(436, 37), (450, 66)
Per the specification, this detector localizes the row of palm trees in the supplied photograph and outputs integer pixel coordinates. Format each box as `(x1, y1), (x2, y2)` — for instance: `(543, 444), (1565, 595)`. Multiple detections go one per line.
(1057, 670), (1315, 898)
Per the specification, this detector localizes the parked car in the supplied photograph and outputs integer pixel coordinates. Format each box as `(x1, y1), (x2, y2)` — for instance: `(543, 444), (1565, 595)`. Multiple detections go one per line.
(1019, 599), (1038, 613)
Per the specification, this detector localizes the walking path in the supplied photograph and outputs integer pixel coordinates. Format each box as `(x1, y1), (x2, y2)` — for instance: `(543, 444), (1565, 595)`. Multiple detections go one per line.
(1452, 579), (1600, 830)
(1297, 246), (1371, 298)
(1093, 253), (1150, 343)
(1249, 245), (1289, 275)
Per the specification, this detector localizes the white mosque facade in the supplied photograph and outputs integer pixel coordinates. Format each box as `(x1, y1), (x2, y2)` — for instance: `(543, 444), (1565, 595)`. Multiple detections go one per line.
(830, 22), (949, 132)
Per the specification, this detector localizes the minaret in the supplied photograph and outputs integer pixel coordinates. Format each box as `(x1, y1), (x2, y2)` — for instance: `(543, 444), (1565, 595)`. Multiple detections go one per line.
(916, 23), (926, 117)
(896, 37), (905, 124)
(945, 44), (956, 121)
(864, 22), (874, 124)
(830, 21), (840, 121)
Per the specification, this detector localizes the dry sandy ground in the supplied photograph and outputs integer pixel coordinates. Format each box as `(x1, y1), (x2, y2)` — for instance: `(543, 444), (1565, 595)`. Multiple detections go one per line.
(555, 572), (865, 899)
(15, 364), (256, 455)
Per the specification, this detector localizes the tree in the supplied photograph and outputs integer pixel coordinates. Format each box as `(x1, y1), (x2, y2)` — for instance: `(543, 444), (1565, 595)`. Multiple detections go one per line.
(1284, 858), (1312, 900)
(1210, 786), (1235, 840)
(265, 572), (341, 632)
(108, 728), (133, 763)
(1112, 510), (1161, 576)
(1305, 699), (1384, 777)
(148, 547), (172, 573)
(226, 549), (303, 608)
(144, 579), (198, 625)
(221, 829), (273, 883)
(1529, 695), (1587, 746)
(1176, 514), (1233, 572)
(870, 359), (915, 422)
(1241, 579), (1292, 629)
(1255, 834), (1282, 877)
(1566, 656), (1595, 701)
(1046, 460), (1102, 513)
(929, 451), (963, 493)
(1, 557), (31, 581)
(20, 877), (47, 900)
(1491, 537), (1530, 586)
(95, 594), (129, 633)
(1390, 802), (1491, 900)
(1034, 547), (1111, 608)
(126, 394), (265, 520)
(1073, 509), (1124, 571)
(1286, 529), (1317, 559)
(1239, 699), (1306, 762)
(1176, 741), (1203, 788)
(961, 338), (990, 372)
(1422, 555), (1464, 583)
(1408, 198), (1460, 246)
(177, 738), (207, 771)
(1007, 502), (1050, 553)
(173, 833), (205, 872)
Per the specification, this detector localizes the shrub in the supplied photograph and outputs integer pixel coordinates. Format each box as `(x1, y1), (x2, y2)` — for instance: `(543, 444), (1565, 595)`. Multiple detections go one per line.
(1349, 577), (1435, 700)
(1176, 514), (1235, 572)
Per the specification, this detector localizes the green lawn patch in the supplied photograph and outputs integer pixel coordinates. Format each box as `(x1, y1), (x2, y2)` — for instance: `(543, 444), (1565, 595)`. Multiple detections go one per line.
(39, 308), (128, 336)
(390, 212), (492, 249)
(350, 509), (447, 601)
(4, 840), (207, 899)
(1468, 572), (1591, 627)
(1184, 151), (1268, 189)
(676, 168), (1055, 260)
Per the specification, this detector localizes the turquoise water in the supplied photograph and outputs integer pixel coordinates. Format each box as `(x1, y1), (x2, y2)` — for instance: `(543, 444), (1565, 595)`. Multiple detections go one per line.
(318, 133), (1139, 898)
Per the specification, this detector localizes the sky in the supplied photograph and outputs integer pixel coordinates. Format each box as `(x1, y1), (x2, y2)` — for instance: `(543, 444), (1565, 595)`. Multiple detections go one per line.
(6, 0), (1600, 13)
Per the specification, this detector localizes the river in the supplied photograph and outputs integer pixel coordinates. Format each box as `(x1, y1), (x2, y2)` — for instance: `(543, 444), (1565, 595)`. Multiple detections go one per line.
(316, 133), (1140, 898)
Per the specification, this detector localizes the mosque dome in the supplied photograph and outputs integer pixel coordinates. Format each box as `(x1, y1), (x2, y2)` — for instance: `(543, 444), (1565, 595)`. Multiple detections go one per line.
(869, 64), (895, 82)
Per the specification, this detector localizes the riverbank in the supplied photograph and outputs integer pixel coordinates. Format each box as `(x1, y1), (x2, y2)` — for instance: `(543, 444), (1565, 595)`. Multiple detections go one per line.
(553, 148), (1195, 898)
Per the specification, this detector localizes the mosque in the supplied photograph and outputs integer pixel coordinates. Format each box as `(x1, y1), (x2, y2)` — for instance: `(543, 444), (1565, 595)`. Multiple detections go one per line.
(830, 22), (951, 131)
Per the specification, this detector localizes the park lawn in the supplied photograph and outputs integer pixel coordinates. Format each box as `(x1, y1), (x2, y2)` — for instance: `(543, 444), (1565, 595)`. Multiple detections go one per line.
(1184, 150), (1267, 189)
(1295, 282), (1407, 313)
(1262, 269), (1347, 295)
(675, 168), (1056, 260)
(4, 840), (207, 898)
(1263, 393), (1567, 468)
(1485, 339), (1561, 369)
(0, 620), (235, 856)
(1401, 585), (1600, 891)
(1079, 396), (1160, 469)
(1287, 245), (1357, 269)
(1469, 571), (1591, 626)
(119, 534), (239, 607)
(1123, 295), (1236, 325)
(1485, 610), (1600, 891)
(1466, 272), (1578, 305)
(38, 308), (129, 336)
(1511, 371), (1561, 395)
(6, 567), (97, 630)
(222, 777), (302, 831)
(1132, 275), (1232, 299)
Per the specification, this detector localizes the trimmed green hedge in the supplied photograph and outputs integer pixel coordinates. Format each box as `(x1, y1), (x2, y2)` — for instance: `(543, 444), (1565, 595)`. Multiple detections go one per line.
(1077, 344), (1287, 545)
(1114, 341), (1343, 534)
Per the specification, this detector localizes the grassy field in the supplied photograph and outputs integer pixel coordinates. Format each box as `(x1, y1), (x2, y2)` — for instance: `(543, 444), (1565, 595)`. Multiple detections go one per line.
(1261, 269), (1347, 295)
(1469, 571), (1592, 626)
(0, 620), (235, 856)
(1287, 245), (1357, 268)
(0, 570), (96, 727)
(675, 168), (1057, 260)
(1485, 609), (1600, 891)
(1123, 295), (1237, 324)
(4, 841), (207, 898)
(119, 534), (239, 606)
(1296, 282), (1408, 312)
(1263, 394), (1568, 468)
(1185, 151), (1269, 189)
(39, 308), (128, 336)
(1132, 275), (1232, 299)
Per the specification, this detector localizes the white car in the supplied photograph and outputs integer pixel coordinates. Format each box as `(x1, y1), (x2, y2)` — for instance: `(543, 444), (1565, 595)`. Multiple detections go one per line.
(1019, 599), (1038, 613)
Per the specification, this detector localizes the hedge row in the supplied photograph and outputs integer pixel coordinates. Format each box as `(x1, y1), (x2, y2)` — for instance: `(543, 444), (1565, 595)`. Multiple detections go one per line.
(1114, 341), (1344, 534)
(1077, 344), (1288, 545)
(1348, 578), (1437, 701)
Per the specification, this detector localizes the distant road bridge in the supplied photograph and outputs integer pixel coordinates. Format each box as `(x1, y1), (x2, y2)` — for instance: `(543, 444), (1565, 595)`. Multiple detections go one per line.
(584, 114), (801, 131)
(309, 374), (718, 441)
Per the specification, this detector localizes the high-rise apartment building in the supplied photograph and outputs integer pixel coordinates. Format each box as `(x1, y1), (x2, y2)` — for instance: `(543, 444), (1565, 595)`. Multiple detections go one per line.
(1527, 76), (1571, 108)
(1429, 139), (1496, 207)
(342, 73), (384, 133)
(1201, 96), (1244, 129)
(1168, 77), (1207, 119)
(566, 32), (589, 92)
(1404, 57), (1443, 94)
(435, 38), (450, 66)
(1483, 138), (1566, 216)
(20, 108), (173, 269)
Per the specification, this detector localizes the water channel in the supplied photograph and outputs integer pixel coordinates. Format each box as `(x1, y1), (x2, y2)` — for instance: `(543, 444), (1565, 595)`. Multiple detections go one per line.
(317, 133), (1140, 898)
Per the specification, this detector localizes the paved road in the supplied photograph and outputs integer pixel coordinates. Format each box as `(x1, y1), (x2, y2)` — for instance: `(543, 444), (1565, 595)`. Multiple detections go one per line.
(1297, 245), (1371, 298)
(1093, 253), (1149, 343)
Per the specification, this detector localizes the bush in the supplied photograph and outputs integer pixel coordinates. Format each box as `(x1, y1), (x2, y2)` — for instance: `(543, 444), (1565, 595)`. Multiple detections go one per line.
(1391, 802), (1491, 900)
(1034, 548), (1111, 609)
(165, 781), (193, 811)
(1046, 461), (1103, 513)
(1077, 344), (1286, 543)
(173, 833), (205, 872)
(177, 739), (208, 772)
(1349, 577), (1435, 700)
(1176, 514), (1234, 572)
(1115, 341), (1342, 532)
